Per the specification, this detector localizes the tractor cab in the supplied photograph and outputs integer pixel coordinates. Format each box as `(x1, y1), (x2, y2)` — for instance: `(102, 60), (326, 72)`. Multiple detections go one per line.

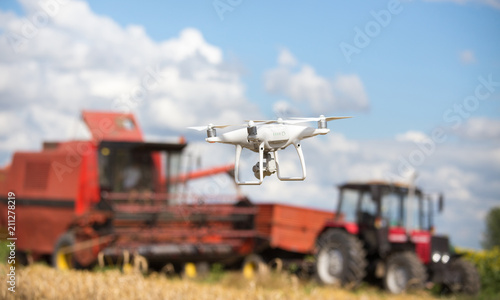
(334, 181), (444, 263)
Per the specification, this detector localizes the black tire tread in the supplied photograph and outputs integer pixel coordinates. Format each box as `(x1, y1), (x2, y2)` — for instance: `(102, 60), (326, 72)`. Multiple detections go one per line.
(51, 231), (81, 270)
(315, 229), (367, 288)
(449, 258), (481, 295)
(384, 251), (427, 293)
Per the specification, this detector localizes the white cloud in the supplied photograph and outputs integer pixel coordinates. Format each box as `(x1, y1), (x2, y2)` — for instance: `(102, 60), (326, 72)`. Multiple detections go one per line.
(454, 117), (500, 140)
(277, 48), (297, 67)
(459, 49), (476, 64)
(264, 49), (370, 113)
(396, 130), (431, 143)
(0, 0), (261, 164)
(272, 100), (299, 118)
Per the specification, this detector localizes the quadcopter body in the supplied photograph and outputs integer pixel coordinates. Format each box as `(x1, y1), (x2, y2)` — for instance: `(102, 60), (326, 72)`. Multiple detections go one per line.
(189, 115), (350, 185)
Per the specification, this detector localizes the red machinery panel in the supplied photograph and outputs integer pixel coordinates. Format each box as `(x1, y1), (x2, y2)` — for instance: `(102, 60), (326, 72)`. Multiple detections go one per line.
(82, 110), (143, 142)
(0, 140), (101, 255)
(255, 203), (335, 254)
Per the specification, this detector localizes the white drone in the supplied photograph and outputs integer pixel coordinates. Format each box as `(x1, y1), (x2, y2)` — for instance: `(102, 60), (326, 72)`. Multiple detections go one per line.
(189, 115), (351, 185)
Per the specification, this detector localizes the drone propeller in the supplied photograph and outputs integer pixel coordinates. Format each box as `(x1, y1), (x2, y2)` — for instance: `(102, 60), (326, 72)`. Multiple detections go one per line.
(188, 124), (236, 131)
(244, 118), (306, 125)
(290, 115), (352, 122)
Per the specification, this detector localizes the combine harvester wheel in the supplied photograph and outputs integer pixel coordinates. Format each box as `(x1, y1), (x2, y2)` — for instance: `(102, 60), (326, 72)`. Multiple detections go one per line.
(242, 254), (268, 279)
(52, 232), (80, 270)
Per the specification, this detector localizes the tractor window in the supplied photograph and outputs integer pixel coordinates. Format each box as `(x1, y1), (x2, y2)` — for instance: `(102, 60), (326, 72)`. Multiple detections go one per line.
(359, 191), (377, 224)
(381, 192), (402, 227)
(421, 196), (430, 230)
(339, 188), (358, 223)
(404, 193), (422, 230)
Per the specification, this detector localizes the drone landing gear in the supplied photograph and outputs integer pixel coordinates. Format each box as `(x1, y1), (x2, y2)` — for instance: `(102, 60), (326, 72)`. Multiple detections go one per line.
(275, 142), (307, 181)
(233, 142), (306, 185)
(234, 142), (265, 185)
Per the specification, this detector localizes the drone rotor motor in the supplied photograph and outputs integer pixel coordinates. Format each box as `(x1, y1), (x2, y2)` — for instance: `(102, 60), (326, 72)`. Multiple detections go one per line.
(318, 118), (327, 129)
(247, 121), (258, 142)
(207, 127), (216, 138)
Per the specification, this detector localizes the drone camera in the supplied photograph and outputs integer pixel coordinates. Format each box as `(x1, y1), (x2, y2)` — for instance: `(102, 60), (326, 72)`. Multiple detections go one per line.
(252, 153), (276, 179)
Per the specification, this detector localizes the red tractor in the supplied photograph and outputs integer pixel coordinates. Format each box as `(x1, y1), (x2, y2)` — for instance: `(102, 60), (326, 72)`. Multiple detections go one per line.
(314, 181), (480, 295)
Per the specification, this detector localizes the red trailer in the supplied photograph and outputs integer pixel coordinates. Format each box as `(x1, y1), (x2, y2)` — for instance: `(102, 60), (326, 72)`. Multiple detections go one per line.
(256, 203), (334, 254)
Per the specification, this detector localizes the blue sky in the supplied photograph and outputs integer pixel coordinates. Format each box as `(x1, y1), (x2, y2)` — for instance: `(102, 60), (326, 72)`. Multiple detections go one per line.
(0, 0), (499, 249)
(97, 1), (499, 133)
(3, 0), (498, 137)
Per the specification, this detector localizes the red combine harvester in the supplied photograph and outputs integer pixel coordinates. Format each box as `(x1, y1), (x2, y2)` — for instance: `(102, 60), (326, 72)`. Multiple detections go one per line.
(0, 111), (260, 273)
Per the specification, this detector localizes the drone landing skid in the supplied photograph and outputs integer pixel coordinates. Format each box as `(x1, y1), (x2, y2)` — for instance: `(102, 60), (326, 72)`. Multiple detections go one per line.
(275, 142), (307, 181)
(233, 142), (306, 185)
(234, 143), (264, 185)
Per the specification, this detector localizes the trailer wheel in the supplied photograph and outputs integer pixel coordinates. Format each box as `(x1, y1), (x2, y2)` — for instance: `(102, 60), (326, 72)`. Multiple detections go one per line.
(242, 254), (268, 279)
(445, 258), (480, 295)
(315, 229), (367, 288)
(183, 262), (198, 279)
(384, 251), (426, 294)
(182, 262), (209, 279)
(52, 232), (80, 270)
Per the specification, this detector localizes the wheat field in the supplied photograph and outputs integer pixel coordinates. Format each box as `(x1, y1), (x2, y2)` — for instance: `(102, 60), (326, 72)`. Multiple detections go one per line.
(0, 264), (445, 300)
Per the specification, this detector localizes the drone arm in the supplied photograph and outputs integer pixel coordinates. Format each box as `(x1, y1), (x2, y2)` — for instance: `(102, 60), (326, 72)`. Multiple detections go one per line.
(234, 142), (264, 185)
(275, 141), (306, 181)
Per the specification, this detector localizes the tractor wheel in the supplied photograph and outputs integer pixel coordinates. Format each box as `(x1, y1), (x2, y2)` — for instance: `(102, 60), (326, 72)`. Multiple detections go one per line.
(383, 251), (426, 294)
(446, 258), (480, 295)
(315, 229), (367, 288)
(242, 254), (268, 279)
(52, 232), (81, 270)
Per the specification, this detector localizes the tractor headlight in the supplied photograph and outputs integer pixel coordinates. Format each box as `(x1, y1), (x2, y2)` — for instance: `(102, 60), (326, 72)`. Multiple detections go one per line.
(441, 254), (450, 264)
(432, 252), (441, 263)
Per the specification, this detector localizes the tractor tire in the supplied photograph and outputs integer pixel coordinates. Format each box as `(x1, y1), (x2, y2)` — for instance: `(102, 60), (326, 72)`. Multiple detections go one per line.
(383, 251), (426, 294)
(315, 229), (367, 288)
(52, 232), (81, 270)
(446, 258), (480, 295)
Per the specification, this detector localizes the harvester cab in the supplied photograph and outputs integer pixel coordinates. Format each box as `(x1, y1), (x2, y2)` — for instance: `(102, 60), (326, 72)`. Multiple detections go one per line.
(315, 181), (480, 295)
(97, 141), (185, 204)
